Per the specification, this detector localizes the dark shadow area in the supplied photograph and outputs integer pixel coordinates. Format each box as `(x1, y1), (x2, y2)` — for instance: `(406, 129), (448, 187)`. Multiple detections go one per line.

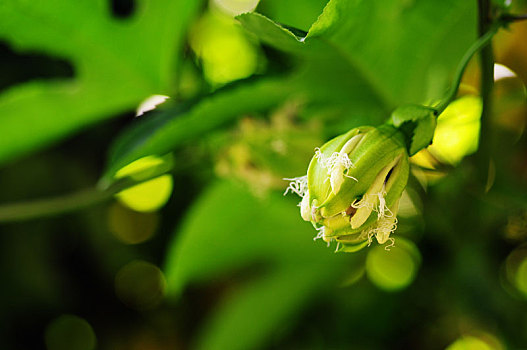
(0, 42), (74, 93)
(110, 0), (136, 19)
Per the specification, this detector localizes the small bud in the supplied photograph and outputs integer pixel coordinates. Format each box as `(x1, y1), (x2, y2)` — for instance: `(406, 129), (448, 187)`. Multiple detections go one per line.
(286, 125), (409, 252)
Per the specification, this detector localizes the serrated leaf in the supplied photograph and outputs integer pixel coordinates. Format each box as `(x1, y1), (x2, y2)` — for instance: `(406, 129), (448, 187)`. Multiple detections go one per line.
(0, 0), (203, 166)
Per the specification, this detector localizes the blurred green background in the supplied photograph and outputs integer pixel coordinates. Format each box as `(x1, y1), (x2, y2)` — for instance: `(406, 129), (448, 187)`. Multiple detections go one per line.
(1, 0), (527, 349)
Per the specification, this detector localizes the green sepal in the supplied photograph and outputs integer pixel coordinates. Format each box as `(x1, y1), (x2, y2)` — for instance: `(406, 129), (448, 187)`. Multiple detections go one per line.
(318, 125), (405, 217)
(389, 104), (437, 156)
(307, 126), (372, 205)
(337, 240), (369, 253)
(323, 218), (364, 238)
(384, 151), (410, 205)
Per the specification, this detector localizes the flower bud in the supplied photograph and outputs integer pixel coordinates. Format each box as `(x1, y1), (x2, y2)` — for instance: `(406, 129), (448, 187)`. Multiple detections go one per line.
(285, 124), (409, 252)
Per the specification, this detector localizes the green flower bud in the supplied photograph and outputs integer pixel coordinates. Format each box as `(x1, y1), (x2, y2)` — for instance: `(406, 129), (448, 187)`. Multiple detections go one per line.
(285, 124), (409, 252)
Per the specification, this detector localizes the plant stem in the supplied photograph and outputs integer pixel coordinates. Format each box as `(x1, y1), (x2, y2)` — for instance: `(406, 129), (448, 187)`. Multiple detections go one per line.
(435, 19), (500, 115)
(500, 13), (527, 22)
(477, 0), (495, 192)
(0, 165), (171, 223)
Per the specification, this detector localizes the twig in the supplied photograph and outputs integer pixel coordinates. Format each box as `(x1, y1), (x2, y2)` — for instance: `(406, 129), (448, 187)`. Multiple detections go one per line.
(434, 20), (500, 115)
(0, 164), (172, 223)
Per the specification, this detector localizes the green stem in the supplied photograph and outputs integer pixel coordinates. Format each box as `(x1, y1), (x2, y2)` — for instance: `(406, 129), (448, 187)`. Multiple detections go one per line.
(500, 13), (527, 22)
(0, 165), (172, 223)
(435, 19), (500, 115)
(477, 0), (495, 192)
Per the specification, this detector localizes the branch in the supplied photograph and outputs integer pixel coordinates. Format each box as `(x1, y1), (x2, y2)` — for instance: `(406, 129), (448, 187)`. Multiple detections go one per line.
(0, 163), (172, 223)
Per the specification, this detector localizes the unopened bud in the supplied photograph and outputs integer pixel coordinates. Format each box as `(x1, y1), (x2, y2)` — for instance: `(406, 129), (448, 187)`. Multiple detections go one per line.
(285, 124), (409, 252)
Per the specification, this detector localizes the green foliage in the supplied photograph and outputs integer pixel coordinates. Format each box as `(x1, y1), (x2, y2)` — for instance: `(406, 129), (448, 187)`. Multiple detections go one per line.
(194, 264), (338, 350)
(164, 181), (349, 294)
(1, 0), (526, 349)
(308, 0), (477, 105)
(104, 77), (294, 179)
(0, 0), (203, 165)
(236, 13), (306, 53)
(164, 181), (353, 349)
(256, 0), (329, 31)
(390, 104), (437, 156)
(240, 0), (477, 107)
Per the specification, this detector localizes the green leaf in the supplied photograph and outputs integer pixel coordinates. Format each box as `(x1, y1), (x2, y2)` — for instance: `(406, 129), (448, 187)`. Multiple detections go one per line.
(256, 0), (329, 32)
(164, 180), (355, 349)
(390, 104), (437, 156)
(237, 0), (477, 126)
(103, 77), (294, 180)
(195, 265), (340, 350)
(237, 13), (391, 122)
(163, 180), (348, 295)
(306, 0), (477, 105)
(0, 0), (203, 166)
(236, 13), (305, 53)
(243, 0), (477, 108)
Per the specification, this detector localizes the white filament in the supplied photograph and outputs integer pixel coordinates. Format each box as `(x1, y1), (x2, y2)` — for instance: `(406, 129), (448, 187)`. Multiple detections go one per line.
(314, 148), (356, 193)
(283, 175), (308, 197)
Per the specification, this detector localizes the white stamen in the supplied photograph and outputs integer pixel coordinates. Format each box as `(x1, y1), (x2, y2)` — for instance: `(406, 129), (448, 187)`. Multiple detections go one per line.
(314, 148), (356, 193)
(283, 176), (308, 197)
(351, 185), (393, 221)
(358, 214), (398, 247)
(314, 226), (326, 241)
(374, 216), (398, 244)
(384, 238), (396, 251)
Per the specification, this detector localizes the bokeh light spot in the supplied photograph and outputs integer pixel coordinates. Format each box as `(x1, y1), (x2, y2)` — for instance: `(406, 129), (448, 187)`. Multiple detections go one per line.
(108, 202), (159, 244)
(213, 0), (260, 16)
(515, 257), (527, 295)
(190, 10), (259, 85)
(115, 156), (173, 212)
(115, 260), (167, 310)
(45, 314), (96, 350)
(365, 238), (421, 291)
(446, 336), (496, 350)
(504, 245), (527, 298)
(429, 96), (482, 165)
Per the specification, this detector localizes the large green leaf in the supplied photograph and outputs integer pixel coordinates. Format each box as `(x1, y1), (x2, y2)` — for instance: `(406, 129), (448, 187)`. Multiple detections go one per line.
(306, 0), (477, 105)
(237, 13), (391, 124)
(164, 180), (349, 295)
(194, 264), (341, 350)
(0, 0), (203, 166)
(240, 0), (477, 107)
(164, 180), (355, 349)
